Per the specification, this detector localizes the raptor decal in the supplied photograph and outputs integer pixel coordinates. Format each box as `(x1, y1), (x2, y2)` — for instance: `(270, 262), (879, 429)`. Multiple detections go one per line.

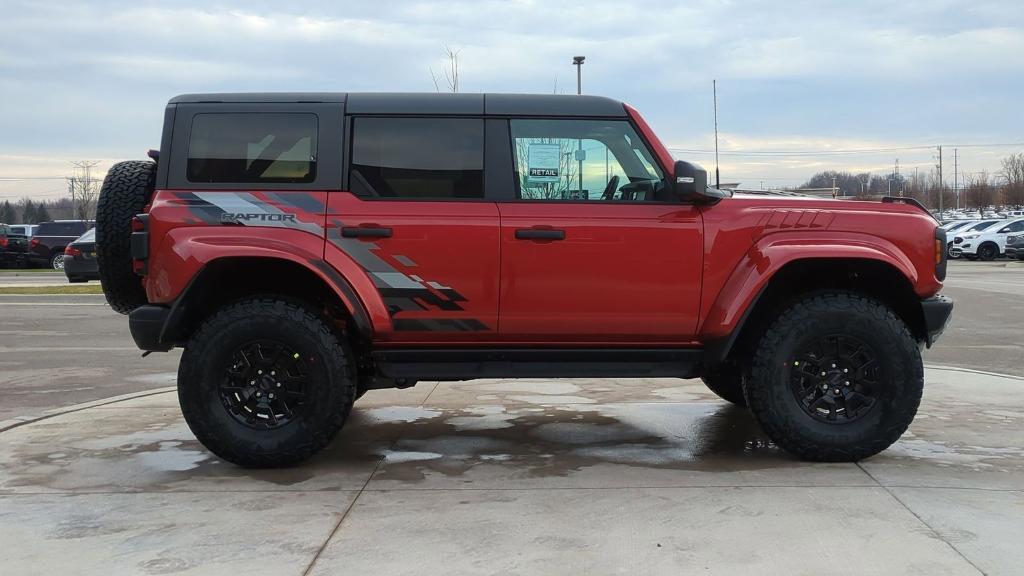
(326, 222), (487, 331)
(170, 191), (486, 332)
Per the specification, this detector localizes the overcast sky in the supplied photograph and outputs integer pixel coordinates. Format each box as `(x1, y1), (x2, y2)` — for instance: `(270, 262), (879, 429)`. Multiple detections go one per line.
(2, 0), (1023, 199)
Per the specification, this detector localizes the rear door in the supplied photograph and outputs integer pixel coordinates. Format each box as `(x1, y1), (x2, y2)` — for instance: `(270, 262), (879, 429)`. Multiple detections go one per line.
(325, 115), (500, 342)
(496, 118), (703, 342)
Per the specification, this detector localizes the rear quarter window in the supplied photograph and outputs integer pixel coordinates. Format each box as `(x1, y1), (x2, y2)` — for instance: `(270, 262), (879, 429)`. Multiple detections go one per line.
(187, 113), (317, 184)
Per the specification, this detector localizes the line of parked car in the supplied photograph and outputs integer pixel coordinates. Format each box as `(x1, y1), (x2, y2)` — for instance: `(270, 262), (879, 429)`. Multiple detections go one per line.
(941, 215), (1024, 261)
(0, 219), (100, 282)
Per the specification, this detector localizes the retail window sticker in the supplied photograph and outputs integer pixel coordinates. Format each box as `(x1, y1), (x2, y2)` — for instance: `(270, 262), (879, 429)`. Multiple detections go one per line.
(526, 143), (560, 184)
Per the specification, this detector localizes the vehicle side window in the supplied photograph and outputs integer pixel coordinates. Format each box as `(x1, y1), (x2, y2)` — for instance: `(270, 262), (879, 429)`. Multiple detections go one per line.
(0, 225), (7, 235)
(509, 119), (666, 202)
(349, 117), (484, 199)
(187, 113), (317, 184)
(1001, 221), (1024, 233)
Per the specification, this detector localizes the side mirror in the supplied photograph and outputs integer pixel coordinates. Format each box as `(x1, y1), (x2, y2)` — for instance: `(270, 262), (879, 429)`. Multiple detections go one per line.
(673, 160), (728, 203)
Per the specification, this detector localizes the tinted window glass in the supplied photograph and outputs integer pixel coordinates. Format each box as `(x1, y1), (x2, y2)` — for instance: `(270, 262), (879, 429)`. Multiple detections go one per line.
(187, 114), (317, 183)
(510, 119), (665, 202)
(36, 222), (87, 236)
(350, 117), (484, 199)
(967, 221), (998, 232)
(0, 225), (7, 235)
(1001, 220), (1024, 233)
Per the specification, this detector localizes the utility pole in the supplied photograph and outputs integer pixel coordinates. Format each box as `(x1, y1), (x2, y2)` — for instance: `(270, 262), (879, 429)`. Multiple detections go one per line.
(572, 56), (585, 196)
(713, 79), (721, 188)
(953, 148), (959, 210)
(831, 175), (837, 198)
(70, 160), (99, 219)
(937, 146), (944, 215)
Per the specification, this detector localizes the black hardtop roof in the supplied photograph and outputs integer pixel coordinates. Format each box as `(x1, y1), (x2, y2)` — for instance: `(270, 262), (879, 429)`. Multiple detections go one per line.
(167, 92), (628, 117)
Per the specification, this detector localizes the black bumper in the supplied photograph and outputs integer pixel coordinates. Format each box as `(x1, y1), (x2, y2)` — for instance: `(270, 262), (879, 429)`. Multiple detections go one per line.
(129, 305), (174, 352)
(63, 256), (99, 280)
(0, 252), (26, 267)
(921, 295), (954, 347)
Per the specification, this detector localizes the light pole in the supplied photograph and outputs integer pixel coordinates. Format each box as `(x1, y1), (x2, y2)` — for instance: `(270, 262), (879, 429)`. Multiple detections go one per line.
(572, 56), (585, 195)
(572, 56), (585, 95)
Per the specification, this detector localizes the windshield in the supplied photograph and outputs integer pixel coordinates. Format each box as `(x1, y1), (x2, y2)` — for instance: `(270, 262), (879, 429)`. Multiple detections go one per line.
(76, 228), (96, 242)
(965, 220), (1000, 233)
(944, 221), (975, 231)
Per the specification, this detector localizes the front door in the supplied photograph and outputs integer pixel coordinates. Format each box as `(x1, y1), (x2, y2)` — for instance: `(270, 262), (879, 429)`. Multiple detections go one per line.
(325, 116), (500, 343)
(498, 118), (703, 342)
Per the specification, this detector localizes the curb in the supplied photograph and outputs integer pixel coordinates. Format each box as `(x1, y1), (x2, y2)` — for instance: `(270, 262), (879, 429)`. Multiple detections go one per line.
(923, 363), (1024, 381)
(0, 386), (177, 434)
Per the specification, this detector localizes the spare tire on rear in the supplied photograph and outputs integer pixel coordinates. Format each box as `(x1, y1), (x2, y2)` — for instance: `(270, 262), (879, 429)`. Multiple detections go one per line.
(96, 160), (156, 314)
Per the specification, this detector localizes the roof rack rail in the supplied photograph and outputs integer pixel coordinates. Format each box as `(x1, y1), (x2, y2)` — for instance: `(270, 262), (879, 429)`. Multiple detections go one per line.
(881, 196), (936, 221)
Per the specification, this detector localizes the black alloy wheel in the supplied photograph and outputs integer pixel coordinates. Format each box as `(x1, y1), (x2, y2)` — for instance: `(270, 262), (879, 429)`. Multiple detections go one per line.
(220, 340), (309, 429)
(788, 335), (879, 423)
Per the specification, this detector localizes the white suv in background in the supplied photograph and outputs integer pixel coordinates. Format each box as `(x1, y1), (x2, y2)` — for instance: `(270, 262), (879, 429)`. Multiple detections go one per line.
(950, 218), (1024, 260)
(946, 220), (1000, 258)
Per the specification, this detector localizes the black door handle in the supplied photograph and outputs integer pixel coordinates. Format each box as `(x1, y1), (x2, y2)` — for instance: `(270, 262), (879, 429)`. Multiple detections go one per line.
(341, 226), (393, 238)
(515, 228), (565, 241)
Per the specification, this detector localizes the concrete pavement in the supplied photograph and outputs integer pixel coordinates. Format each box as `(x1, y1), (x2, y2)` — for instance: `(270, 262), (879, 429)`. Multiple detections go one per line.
(0, 271), (79, 288)
(1, 259), (1022, 575)
(1, 367), (1021, 575)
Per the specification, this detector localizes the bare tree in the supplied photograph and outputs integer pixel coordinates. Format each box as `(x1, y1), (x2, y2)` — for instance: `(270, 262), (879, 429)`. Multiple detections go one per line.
(1000, 152), (1024, 207)
(429, 44), (460, 93)
(963, 171), (996, 215)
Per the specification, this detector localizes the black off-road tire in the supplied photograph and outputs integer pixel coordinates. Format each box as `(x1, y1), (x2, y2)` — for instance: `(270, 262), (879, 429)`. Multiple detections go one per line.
(96, 160), (156, 314)
(744, 293), (923, 462)
(178, 298), (357, 468)
(701, 363), (747, 406)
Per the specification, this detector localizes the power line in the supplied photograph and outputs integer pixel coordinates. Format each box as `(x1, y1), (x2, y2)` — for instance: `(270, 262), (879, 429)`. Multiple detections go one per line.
(668, 141), (1024, 157)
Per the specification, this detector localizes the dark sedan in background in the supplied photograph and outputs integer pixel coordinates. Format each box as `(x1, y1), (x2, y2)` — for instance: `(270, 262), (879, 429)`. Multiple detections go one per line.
(63, 228), (99, 283)
(0, 224), (29, 268)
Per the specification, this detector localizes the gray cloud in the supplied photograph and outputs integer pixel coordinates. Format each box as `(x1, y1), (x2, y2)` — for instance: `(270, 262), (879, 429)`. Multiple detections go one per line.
(1, 0), (1022, 197)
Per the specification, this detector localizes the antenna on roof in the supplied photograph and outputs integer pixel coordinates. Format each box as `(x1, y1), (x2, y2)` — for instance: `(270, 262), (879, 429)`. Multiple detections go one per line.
(713, 79), (721, 189)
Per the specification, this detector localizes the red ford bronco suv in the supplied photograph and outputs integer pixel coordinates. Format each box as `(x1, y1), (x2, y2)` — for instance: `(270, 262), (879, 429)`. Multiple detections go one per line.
(96, 93), (953, 468)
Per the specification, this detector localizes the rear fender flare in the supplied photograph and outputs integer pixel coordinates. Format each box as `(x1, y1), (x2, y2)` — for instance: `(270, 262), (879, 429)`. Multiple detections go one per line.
(148, 229), (384, 337)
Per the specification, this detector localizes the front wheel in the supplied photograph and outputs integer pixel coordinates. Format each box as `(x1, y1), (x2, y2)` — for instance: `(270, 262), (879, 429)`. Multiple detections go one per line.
(178, 298), (356, 468)
(977, 242), (999, 261)
(744, 293), (923, 462)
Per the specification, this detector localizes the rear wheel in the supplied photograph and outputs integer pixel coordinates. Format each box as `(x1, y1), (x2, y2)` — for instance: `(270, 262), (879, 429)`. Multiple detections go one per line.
(96, 160), (156, 314)
(50, 253), (65, 270)
(178, 297), (356, 468)
(744, 293), (922, 462)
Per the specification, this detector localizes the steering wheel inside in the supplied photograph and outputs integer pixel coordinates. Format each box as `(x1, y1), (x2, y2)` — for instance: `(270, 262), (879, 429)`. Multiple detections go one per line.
(601, 175), (621, 200)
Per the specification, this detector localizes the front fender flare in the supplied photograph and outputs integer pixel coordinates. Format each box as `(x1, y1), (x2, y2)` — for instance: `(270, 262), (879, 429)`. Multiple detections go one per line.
(700, 231), (919, 362)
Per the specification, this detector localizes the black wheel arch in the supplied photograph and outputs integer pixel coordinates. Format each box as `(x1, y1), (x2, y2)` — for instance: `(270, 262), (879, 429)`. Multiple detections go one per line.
(159, 257), (371, 349)
(706, 258), (930, 368)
